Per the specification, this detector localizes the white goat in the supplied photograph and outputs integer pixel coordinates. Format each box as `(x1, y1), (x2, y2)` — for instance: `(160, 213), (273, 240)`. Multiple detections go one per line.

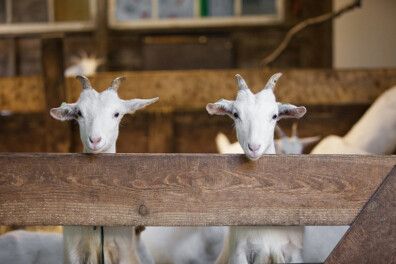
(0, 230), (63, 264)
(207, 73), (307, 264)
(311, 85), (396, 155)
(50, 75), (158, 264)
(64, 51), (104, 77)
(216, 124), (320, 155)
(142, 226), (226, 264)
(303, 85), (396, 263)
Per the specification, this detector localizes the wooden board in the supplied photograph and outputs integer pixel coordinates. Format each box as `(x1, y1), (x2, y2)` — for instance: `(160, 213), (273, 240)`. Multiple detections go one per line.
(0, 154), (394, 226)
(1, 69), (395, 113)
(0, 105), (369, 153)
(325, 167), (396, 264)
(41, 35), (71, 153)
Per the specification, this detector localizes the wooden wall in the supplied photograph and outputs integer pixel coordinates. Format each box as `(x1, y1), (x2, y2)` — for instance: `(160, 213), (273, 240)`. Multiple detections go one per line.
(1, 69), (395, 154)
(0, 0), (332, 76)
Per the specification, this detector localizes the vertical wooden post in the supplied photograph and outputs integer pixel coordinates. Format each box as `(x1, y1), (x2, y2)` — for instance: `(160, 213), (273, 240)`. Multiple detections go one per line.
(41, 35), (71, 153)
(94, 0), (108, 71)
(4, 38), (18, 76)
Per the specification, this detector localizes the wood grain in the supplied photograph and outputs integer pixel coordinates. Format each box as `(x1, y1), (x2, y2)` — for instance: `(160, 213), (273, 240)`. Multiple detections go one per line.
(0, 154), (394, 226)
(1, 69), (395, 113)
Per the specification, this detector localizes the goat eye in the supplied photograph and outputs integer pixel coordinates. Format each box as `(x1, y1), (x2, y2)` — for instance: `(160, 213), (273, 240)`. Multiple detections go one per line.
(77, 110), (83, 117)
(233, 112), (239, 119)
(272, 114), (278, 120)
(114, 112), (120, 118)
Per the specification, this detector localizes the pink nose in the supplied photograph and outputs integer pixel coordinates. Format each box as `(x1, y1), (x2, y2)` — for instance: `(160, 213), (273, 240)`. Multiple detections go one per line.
(89, 137), (102, 144)
(248, 144), (261, 152)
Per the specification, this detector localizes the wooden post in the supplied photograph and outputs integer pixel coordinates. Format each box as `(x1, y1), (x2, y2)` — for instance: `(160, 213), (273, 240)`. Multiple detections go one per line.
(325, 167), (396, 264)
(94, 0), (108, 71)
(41, 35), (71, 153)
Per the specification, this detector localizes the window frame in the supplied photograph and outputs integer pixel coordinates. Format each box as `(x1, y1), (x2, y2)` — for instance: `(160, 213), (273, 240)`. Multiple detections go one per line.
(0, 0), (97, 35)
(108, 0), (285, 30)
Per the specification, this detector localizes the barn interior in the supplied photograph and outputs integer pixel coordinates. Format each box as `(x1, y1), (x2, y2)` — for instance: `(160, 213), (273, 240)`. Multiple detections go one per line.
(0, 0), (395, 263)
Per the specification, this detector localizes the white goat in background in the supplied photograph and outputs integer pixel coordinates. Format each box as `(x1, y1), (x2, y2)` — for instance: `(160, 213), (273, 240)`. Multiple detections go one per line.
(0, 230), (63, 264)
(50, 75), (158, 264)
(64, 51), (104, 77)
(216, 123), (320, 155)
(141, 226), (226, 264)
(311, 85), (396, 155)
(207, 73), (307, 264)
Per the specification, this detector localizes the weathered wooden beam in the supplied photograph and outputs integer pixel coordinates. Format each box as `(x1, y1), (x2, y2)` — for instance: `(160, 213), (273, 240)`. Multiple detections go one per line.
(325, 167), (396, 264)
(41, 35), (71, 153)
(0, 154), (394, 226)
(1, 69), (395, 113)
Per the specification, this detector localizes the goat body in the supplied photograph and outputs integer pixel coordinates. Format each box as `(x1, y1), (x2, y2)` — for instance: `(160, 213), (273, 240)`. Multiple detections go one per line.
(207, 73), (307, 264)
(51, 76), (158, 264)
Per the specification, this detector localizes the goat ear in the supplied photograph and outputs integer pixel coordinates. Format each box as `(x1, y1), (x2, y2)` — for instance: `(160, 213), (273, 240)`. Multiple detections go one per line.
(206, 99), (234, 117)
(50, 103), (77, 121)
(277, 103), (306, 119)
(124, 97), (159, 114)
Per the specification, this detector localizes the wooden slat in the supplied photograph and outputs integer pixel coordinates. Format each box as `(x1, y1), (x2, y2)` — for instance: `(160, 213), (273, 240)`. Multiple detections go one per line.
(0, 75), (45, 112)
(325, 167), (396, 264)
(0, 154), (394, 226)
(41, 35), (71, 153)
(0, 105), (369, 153)
(1, 69), (395, 113)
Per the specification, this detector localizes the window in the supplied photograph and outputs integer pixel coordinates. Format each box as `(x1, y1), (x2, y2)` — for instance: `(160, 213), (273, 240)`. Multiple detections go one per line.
(109, 0), (284, 29)
(0, 0), (96, 35)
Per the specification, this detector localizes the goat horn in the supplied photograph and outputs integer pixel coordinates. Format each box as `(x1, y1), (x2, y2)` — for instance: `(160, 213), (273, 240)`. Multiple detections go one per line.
(235, 74), (249, 91)
(76, 75), (92, 90)
(263, 72), (282, 91)
(275, 126), (286, 139)
(108, 76), (126, 92)
(291, 123), (298, 138)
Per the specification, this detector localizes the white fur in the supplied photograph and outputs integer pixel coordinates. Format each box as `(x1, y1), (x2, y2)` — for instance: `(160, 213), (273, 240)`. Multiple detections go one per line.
(312, 85), (396, 155)
(141, 226), (226, 264)
(207, 73), (307, 264)
(0, 230), (63, 264)
(64, 51), (104, 77)
(51, 75), (158, 264)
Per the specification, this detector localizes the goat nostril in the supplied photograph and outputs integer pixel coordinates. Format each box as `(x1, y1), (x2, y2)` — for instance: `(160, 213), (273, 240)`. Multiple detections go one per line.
(89, 137), (101, 144)
(248, 144), (261, 152)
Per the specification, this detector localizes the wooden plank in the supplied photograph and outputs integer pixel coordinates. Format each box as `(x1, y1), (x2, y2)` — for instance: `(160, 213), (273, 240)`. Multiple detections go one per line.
(0, 105), (369, 153)
(147, 112), (174, 153)
(41, 35), (71, 153)
(94, 0), (107, 71)
(0, 75), (45, 112)
(142, 35), (233, 70)
(0, 113), (47, 152)
(1, 69), (395, 113)
(0, 154), (394, 226)
(325, 167), (396, 264)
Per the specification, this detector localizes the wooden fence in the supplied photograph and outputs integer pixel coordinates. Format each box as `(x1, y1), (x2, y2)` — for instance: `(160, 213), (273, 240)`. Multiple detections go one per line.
(0, 153), (395, 263)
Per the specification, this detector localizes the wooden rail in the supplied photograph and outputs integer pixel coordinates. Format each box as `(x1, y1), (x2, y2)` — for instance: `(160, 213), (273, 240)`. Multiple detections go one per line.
(1, 68), (396, 113)
(0, 153), (394, 226)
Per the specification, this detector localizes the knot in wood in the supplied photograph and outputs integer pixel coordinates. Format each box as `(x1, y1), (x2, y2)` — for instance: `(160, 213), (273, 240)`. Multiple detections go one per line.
(138, 205), (148, 216)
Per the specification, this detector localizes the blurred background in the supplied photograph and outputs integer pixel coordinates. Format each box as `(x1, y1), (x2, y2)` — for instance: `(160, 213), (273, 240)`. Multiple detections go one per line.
(0, 0), (395, 154)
